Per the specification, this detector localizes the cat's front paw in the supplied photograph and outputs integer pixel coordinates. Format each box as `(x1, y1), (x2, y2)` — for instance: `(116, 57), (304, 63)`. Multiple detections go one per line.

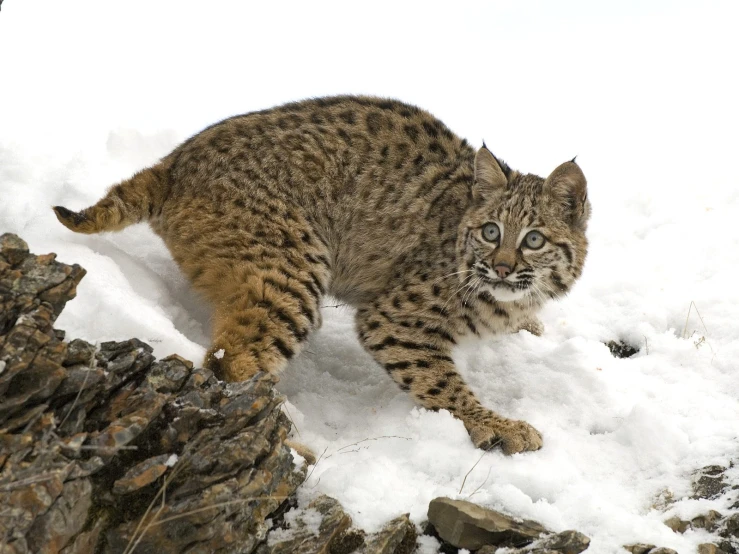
(517, 316), (544, 336)
(468, 418), (543, 455)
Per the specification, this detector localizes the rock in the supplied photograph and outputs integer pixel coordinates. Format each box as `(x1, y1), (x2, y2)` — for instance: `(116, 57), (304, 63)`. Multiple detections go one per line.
(0, 233), (30, 265)
(624, 545), (657, 554)
(112, 454), (173, 494)
(699, 544), (729, 554)
(717, 541), (738, 554)
(25, 478), (92, 554)
(605, 340), (639, 358)
(360, 514), (417, 554)
(60, 512), (110, 554)
(533, 530), (591, 554)
(721, 513), (739, 538)
(663, 516), (690, 534)
(62, 338), (96, 366)
(0, 235), (306, 554)
(332, 529), (367, 554)
(693, 465), (728, 500)
(692, 510), (725, 532)
(427, 497), (549, 550)
(257, 495), (353, 554)
(488, 545), (574, 553)
(475, 529), (590, 554)
(649, 549), (678, 554)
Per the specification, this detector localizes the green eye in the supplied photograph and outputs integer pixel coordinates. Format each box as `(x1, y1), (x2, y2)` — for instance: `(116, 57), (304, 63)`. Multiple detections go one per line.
(523, 230), (545, 249)
(481, 223), (500, 242)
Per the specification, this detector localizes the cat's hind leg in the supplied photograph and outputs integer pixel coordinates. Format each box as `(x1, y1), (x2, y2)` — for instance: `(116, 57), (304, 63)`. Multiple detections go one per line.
(205, 268), (319, 381)
(173, 228), (330, 382)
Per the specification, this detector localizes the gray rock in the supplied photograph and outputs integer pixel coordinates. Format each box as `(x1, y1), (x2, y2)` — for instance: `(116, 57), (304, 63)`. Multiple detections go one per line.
(257, 495), (353, 554)
(692, 510), (724, 532)
(0, 235), (306, 554)
(624, 545), (657, 554)
(649, 549), (678, 554)
(427, 497), (549, 550)
(112, 454), (173, 495)
(360, 514), (417, 554)
(698, 544), (729, 554)
(26, 478), (92, 553)
(533, 530), (591, 554)
(721, 513), (739, 538)
(476, 529), (590, 554)
(663, 516), (690, 534)
(62, 338), (96, 366)
(60, 513), (110, 554)
(693, 465), (728, 500)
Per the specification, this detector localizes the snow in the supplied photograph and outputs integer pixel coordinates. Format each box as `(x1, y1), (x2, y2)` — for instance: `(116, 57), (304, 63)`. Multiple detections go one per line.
(2, 2), (739, 553)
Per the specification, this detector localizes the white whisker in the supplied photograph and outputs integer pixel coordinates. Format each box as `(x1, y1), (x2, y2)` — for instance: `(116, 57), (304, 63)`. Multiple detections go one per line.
(440, 272), (476, 312)
(433, 269), (474, 284)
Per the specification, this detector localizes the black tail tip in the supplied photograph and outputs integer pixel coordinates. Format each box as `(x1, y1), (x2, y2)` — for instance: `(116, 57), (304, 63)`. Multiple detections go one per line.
(52, 205), (86, 226)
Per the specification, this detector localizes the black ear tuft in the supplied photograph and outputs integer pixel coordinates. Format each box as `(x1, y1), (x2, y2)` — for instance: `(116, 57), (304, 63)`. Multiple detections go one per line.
(570, 156), (578, 164)
(482, 139), (488, 150)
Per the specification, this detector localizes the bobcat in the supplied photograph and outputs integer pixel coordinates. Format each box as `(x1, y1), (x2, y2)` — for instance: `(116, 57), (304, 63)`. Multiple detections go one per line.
(53, 96), (589, 454)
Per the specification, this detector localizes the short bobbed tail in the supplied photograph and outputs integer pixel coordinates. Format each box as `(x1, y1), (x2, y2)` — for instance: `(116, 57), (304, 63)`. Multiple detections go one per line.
(53, 162), (169, 234)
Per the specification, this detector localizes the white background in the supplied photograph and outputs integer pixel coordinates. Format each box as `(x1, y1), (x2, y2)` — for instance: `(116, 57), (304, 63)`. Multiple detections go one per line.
(1, 2), (738, 552)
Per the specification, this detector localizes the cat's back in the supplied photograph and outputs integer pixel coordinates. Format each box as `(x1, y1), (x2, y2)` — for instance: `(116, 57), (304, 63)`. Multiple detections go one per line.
(168, 95), (473, 199)
(160, 96), (475, 301)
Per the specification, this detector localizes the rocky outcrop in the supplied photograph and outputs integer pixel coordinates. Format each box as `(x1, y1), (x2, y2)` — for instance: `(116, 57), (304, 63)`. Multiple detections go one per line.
(0, 234), (304, 553)
(426, 497), (589, 553)
(259, 495), (416, 554)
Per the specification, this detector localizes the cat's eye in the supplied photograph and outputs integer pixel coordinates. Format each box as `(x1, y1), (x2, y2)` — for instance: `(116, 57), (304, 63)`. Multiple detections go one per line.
(481, 223), (500, 242)
(523, 230), (545, 250)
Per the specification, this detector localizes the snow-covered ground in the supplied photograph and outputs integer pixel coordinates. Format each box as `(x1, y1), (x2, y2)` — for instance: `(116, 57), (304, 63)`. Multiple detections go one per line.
(2, 2), (738, 553)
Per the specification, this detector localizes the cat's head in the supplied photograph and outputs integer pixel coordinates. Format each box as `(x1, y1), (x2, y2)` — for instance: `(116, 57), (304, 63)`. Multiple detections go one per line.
(456, 145), (590, 307)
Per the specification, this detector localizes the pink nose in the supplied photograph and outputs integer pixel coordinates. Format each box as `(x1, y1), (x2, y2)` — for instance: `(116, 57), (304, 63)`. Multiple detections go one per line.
(494, 263), (512, 279)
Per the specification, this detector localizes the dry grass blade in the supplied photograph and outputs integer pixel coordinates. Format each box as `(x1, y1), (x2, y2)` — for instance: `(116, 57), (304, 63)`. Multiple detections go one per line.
(301, 446), (328, 486)
(458, 439), (502, 495)
(144, 495), (291, 528)
(281, 403), (301, 437)
(335, 435), (411, 452)
(681, 300), (716, 360)
(123, 458), (188, 554)
(468, 464), (494, 498)
(459, 448), (488, 495)
(0, 471), (65, 492)
(58, 342), (99, 429)
(682, 301), (694, 339)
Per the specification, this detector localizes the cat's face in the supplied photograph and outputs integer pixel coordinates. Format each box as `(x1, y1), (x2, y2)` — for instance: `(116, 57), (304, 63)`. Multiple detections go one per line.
(456, 147), (590, 307)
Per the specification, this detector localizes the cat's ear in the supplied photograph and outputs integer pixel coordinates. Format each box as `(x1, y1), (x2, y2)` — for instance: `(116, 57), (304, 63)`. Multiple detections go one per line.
(473, 145), (508, 200)
(544, 160), (590, 228)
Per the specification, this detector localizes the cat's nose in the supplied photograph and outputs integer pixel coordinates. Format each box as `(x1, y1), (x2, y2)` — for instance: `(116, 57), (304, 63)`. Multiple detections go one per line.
(494, 263), (512, 279)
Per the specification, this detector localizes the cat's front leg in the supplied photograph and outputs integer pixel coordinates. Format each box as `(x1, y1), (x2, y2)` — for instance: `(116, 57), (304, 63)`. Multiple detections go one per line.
(355, 303), (542, 454)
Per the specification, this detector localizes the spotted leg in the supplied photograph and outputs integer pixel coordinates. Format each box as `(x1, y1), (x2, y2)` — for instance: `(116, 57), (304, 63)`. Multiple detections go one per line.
(355, 295), (543, 454)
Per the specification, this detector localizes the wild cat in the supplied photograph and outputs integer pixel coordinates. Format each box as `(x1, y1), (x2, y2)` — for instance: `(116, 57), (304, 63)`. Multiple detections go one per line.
(53, 96), (589, 454)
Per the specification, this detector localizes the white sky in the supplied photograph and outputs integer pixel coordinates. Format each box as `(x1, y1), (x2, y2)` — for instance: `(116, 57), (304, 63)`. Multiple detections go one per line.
(2, 0), (738, 194)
